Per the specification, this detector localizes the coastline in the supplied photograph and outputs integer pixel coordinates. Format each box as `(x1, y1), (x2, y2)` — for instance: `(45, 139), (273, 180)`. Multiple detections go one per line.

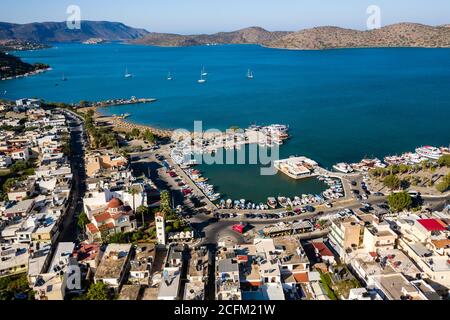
(85, 106), (174, 138)
(0, 66), (51, 81)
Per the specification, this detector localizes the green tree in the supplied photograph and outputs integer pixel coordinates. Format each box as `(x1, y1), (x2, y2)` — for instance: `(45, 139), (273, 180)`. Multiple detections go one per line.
(141, 129), (155, 144)
(80, 100), (91, 108)
(388, 192), (413, 213)
(77, 212), (90, 231)
(10, 160), (28, 173)
(398, 164), (409, 174)
(160, 190), (172, 214)
(437, 154), (450, 167)
(165, 225), (173, 234)
(383, 174), (401, 190)
(85, 282), (112, 300)
(136, 205), (149, 227)
(3, 178), (18, 193)
(107, 232), (127, 244)
(128, 186), (140, 214)
(6, 275), (29, 293)
(173, 220), (181, 231)
(130, 128), (140, 138)
(435, 173), (450, 193)
(387, 165), (400, 175)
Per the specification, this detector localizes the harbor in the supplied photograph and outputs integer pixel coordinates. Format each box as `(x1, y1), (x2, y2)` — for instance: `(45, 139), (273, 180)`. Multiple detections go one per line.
(166, 124), (352, 212)
(331, 145), (449, 174)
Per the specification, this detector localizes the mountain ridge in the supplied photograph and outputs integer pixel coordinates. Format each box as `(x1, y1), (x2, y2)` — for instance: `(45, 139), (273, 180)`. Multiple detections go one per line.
(265, 23), (450, 50)
(0, 21), (148, 43)
(1, 21), (450, 50)
(132, 26), (291, 46)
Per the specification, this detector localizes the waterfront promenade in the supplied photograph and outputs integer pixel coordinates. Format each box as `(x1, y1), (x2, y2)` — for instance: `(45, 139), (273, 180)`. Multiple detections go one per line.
(80, 106), (174, 138)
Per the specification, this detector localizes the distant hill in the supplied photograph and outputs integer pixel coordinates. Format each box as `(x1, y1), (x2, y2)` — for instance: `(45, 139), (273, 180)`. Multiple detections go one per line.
(132, 27), (291, 47)
(0, 52), (49, 79)
(266, 23), (450, 50)
(0, 21), (148, 43)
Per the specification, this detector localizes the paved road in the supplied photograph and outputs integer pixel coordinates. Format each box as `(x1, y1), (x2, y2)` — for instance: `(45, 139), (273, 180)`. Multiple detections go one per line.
(58, 110), (87, 243)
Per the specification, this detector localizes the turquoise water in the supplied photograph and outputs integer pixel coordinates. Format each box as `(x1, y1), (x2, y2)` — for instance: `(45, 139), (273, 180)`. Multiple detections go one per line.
(2, 43), (450, 202)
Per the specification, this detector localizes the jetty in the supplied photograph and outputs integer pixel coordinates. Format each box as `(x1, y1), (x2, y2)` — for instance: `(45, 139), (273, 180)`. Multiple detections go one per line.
(76, 96), (157, 109)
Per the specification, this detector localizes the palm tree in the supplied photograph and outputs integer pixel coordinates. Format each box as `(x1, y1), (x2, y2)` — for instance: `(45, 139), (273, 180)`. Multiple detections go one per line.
(136, 206), (148, 227)
(129, 186), (139, 214)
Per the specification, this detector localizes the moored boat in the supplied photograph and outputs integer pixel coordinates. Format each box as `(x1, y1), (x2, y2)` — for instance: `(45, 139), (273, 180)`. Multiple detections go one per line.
(267, 197), (277, 209)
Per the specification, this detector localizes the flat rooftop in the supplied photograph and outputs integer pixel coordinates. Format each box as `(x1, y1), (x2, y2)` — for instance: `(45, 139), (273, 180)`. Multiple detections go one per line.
(274, 236), (309, 266)
(49, 242), (75, 273)
(188, 247), (208, 278)
(0, 244), (29, 274)
(131, 243), (156, 272)
(158, 269), (181, 300)
(95, 244), (132, 280)
(375, 274), (420, 300)
(118, 285), (141, 300)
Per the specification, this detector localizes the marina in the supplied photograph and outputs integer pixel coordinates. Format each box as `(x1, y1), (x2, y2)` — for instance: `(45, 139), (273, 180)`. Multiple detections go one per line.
(331, 145), (449, 173)
(170, 124), (290, 163)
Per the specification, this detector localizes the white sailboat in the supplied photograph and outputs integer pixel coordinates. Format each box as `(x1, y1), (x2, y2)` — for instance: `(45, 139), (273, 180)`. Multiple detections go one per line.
(61, 73), (67, 81)
(247, 69), (254, 79)
(201, 66), (208, 76)
(167, 72), (173, 81)
(198, 70), (206, 83)
(124, 67), (133, 78)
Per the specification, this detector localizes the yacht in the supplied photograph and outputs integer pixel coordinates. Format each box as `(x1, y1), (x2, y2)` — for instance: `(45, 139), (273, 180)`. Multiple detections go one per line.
(247, 69), (254, 79)
(415, 146), (442, 160)
(124, 67), (133, 78)
(277, 196), (288, 208)
(198, 71), (206, 84)
(333, 162), (354, 174)
(267, 197), (278, 209)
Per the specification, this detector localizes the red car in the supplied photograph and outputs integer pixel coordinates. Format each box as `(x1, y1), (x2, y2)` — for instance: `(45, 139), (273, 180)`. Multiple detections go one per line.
(182, 189), (192, 196)
(232, 223), (248, 234)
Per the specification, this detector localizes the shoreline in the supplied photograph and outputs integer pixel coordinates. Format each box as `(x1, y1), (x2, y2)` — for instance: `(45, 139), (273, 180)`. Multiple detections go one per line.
(0, 66), (51, 81)
(86, 106), (174, 138)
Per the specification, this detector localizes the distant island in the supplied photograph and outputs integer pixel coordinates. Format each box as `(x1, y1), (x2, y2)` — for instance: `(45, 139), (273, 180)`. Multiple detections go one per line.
(132, 26), (291, 47)
(133, 23), (450, 50)
(265, 23), (450, 50)
(0, 21), (450, 50)
(82, 38), (107, 45)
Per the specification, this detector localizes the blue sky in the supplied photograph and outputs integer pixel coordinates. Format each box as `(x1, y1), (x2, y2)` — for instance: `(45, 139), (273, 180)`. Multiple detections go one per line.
(1, 0), (449, 34)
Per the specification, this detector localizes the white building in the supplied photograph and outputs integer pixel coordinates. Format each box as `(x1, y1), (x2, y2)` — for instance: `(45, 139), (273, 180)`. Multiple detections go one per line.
(156, 212), (166, 245)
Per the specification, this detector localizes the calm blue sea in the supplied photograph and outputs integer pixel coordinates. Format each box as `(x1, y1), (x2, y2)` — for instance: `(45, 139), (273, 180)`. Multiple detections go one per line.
(2, 43), (449, 201)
